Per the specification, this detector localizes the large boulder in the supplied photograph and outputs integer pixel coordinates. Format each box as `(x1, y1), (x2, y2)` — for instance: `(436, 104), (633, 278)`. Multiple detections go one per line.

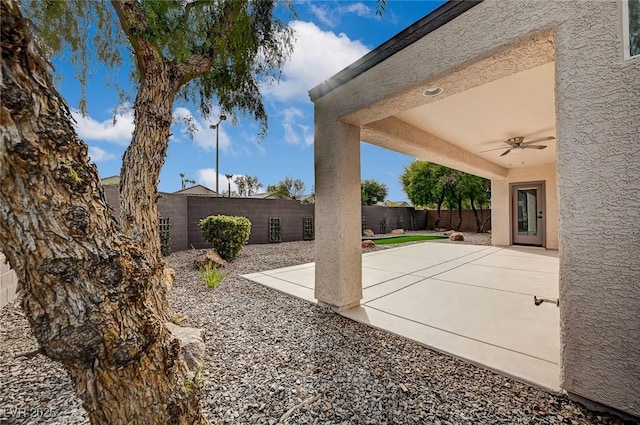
(165, 322), (205, 372)
(391, 229), (405, 236)
(194, 250), (227, 270)
(362, 240), (376, 248)
(363, 229), (375, 237)
(449, 232), (464, 241)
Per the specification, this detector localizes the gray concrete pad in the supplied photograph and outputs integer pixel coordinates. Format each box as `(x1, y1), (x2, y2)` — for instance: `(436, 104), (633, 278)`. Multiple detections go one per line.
(241, 242), (560, 392)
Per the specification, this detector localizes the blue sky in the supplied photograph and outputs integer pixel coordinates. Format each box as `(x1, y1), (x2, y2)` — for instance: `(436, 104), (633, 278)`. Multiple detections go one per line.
(55, 1), (446, 201)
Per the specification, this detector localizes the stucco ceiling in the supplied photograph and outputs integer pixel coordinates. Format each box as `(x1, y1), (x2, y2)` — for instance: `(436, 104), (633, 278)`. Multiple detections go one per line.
(395, 62), (556, 169)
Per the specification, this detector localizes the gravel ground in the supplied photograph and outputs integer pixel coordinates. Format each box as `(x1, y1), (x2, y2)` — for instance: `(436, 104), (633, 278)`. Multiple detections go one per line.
(0, 238), (633, 424)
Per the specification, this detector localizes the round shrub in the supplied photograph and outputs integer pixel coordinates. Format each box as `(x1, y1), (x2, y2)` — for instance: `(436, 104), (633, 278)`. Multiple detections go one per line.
(199, 215), (251, 260)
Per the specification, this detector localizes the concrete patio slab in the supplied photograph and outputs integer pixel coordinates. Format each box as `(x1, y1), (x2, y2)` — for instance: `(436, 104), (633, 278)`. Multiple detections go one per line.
(241, 242), (560, 392)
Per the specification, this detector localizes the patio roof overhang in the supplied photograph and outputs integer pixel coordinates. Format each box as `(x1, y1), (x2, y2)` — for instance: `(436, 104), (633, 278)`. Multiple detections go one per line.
(309, 6), (557, 178)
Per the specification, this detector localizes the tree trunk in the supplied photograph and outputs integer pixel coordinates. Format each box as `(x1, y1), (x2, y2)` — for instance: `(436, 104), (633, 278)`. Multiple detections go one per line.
(434, 190), (445, 229)
(470, 196), (482, 233)
(456, 195), (463, 231)
(119, 69), (177, 259)
(481, 214), (491, 233)
(0, 2), (208, 423)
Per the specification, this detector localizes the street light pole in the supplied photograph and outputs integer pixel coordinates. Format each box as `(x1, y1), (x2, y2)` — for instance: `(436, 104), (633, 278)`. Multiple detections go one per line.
(209, 114), (227, 196)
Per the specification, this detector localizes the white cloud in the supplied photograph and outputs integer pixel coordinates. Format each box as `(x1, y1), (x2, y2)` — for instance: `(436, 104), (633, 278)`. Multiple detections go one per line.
(342, 3), (372, 17)
(173, 107), (231, 151)
(308, 5), (334, 27)
(71, 109), (134, 146)
(308, 2), (374, 27)
(88, 146), (116, 162)
(262, 20), (370, 102)
(196, 169), (240, 194)
(282, 107), (313, 146)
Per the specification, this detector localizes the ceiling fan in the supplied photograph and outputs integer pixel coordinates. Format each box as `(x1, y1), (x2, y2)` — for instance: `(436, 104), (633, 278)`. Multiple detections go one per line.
(480, 136), (555, 157)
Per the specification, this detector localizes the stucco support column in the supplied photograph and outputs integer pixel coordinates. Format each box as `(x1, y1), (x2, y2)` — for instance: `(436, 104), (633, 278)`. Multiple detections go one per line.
(490, 178), (510, 246)
(314, 114), (362, 311)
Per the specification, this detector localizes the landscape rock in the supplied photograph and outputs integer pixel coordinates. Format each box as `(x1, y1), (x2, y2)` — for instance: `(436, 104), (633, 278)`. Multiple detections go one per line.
(449, 232), (465, 241)
(363, 229), (375, 237)
(362, 240), (376, 248)
(165, 322), (205, 372)
(391, 229), (405, 236)
(194, 250), (227, 270)
(0, 240), (624, 425)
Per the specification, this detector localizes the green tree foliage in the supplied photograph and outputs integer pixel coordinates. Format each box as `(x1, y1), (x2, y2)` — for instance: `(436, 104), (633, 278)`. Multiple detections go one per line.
(267, 176), (305, 200)
(459, 172), (491, 232)
(24, 0), (294, 133)
(401, 161), (490, 231)
(199, 215), (251, 260)
(401, 161), (447, 227)
(234, 175), (263, 197)
(22, 0), (295, 257)
(361, 179), (388, 205)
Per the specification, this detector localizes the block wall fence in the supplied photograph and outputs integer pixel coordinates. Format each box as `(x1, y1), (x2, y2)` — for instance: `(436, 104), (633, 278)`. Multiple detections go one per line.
(0, 188), (490, 309)
(103, 186), (490, 253)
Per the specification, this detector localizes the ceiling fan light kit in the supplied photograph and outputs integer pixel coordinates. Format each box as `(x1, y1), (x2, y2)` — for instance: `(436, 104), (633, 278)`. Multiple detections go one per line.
(423, 87), (443, 96)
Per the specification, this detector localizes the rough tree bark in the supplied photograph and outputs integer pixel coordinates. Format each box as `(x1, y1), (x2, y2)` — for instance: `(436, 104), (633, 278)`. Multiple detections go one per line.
(0, 1), (209, 423)
(113, 0), (181, 259)
(112, 0), (218, 259)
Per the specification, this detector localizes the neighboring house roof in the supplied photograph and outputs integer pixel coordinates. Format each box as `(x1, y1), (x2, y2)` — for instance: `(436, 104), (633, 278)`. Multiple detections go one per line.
(384, 201), (412, 207)
(174, 185), (218, 196)
(100, 175), (120, 186)
(308, 0), (482, 101)
(245, 193), (292, 200)
(300, 194), (315, 204)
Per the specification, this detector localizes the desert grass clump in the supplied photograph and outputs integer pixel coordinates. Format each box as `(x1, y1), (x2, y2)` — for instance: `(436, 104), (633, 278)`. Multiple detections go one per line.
(199, 264), (227, 288)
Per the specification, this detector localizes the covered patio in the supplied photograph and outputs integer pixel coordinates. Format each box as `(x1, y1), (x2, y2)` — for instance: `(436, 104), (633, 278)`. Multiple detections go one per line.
(242, 241), (560, 392)
(303, 1), (639, 418)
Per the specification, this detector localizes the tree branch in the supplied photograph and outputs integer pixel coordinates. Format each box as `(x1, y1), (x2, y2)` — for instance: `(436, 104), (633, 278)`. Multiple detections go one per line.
(110, 0), (160, 78)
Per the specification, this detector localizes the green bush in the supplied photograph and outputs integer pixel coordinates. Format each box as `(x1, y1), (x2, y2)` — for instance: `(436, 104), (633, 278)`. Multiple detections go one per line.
(199, 215), (251, 260)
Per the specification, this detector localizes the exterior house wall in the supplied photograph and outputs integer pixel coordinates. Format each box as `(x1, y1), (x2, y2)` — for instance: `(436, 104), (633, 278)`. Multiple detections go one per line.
(310, 0), (639, 416)
(552, 2), (640, 416)
(492, 163), (558, 249)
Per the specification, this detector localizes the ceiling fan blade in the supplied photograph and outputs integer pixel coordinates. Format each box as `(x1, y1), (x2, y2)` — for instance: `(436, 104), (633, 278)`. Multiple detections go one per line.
(499, 148), (512, 156)
(522, 136), (555, 145)
(523, 144), (547, 150)
(480, 146), (511, 153)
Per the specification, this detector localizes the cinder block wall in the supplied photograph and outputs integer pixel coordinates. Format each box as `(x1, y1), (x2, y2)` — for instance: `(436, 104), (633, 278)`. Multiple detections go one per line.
(0, 253), (18, 309)
(102, 185), (487, 251)
(362, 206), (427, 233)
(188, 197), (315, 246)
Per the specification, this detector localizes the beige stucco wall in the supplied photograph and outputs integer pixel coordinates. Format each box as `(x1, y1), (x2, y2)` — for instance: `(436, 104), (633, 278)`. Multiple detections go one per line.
(552, 2), (640, 417)
(492, 163), (558, 249)
(313, 111), (363, 310)
(312, 0), (639, 416)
